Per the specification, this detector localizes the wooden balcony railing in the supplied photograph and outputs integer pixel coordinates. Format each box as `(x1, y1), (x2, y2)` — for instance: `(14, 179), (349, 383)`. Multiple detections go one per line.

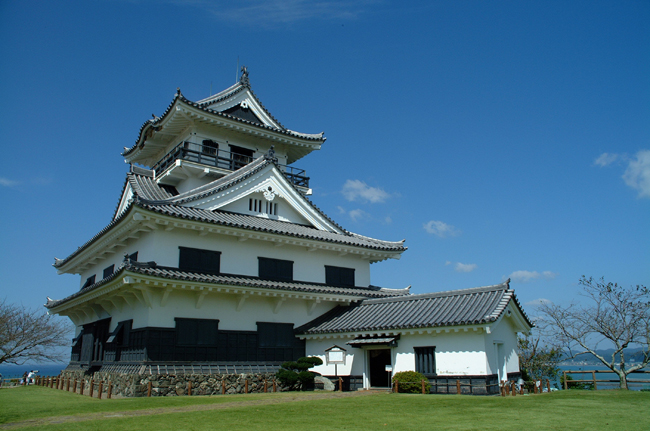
(152, 141), (309, 188)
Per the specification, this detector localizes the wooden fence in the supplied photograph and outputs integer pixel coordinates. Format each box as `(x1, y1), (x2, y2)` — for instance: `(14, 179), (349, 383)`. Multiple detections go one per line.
(562, 370), (650, 390)
(28, 375), (292, 399)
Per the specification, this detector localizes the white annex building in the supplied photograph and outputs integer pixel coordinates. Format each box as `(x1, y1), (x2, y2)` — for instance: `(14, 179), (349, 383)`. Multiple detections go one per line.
(47, 68), (532, 393)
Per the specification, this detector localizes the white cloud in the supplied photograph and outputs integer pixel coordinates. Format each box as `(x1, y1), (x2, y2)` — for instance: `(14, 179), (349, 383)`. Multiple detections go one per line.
(423, 220), (460, 237)
(342, 180), (390, 204)
(525, 298), (553, 307)
(455, 262), (477, 273)
(337, 206), (347, 214)
(193, 0), (379, 27)
(508, 270), (557, 283)
(0, 177), (19, 187)
(384, 216), (392, 224)
(594, 152), (618, 167)
(542, 271), (557, 279)
(622, 149), (650, 198)
(348, 209), (367, 222)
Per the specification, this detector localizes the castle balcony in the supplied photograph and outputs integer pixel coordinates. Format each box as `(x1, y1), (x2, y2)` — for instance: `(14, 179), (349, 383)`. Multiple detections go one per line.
(152, 141), (310, 189)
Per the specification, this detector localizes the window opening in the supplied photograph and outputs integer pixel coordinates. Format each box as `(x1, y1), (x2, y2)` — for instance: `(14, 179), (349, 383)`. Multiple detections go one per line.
(229, 145), (254, 170)
(81, 275), (96, 290)
(179, 247), (221, 274)
(265, 201), (278, 215)
(258, 257), (293, 281)
(103, 264), (115, 279)
(414, 346), (436, 375)
(249, 198), (277, 215)
(325, 266), (355, 287)
(202, 139), (218, 156)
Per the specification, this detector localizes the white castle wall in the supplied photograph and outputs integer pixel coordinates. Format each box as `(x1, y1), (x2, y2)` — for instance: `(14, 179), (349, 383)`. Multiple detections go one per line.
(77, 226), (372, 294)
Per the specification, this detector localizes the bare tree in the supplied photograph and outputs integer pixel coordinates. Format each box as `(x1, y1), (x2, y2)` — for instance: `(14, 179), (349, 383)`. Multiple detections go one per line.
(0, 299), (72, 365)
(517, 332), (563, 383)
(541, 277), (650, 389)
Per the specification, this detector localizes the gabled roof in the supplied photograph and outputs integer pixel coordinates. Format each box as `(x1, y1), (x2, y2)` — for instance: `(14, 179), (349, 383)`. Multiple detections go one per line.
(54, 155), (406, 270)
(196, 72), (286, 130)
(45, 260), (410, 310)
(297, 280), (533, 334)
(123, 71), (325, 166)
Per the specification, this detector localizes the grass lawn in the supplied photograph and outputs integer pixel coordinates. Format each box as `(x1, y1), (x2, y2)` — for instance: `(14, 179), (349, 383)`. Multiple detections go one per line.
(1, 386), (648, 430)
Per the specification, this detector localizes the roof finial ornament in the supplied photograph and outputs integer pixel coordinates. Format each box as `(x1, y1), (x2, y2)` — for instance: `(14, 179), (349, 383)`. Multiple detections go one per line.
(265, 145), (277, 162)
(240, 65), (250, 87)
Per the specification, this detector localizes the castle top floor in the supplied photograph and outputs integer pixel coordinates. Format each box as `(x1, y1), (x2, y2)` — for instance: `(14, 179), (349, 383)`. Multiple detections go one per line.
(122, 67), (326, 193)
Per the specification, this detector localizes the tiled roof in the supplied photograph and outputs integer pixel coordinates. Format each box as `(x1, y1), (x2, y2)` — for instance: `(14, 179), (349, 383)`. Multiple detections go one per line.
(140, 154), (270, 205)
(197, 80), (287, 131)
(297, 281), (533, 334)
(123, 87), (324, 158)
(127, 172), (174, 201)
(54, 156), (405, 269)
(137, 203), (406, 251)
(45, 261), (410, 309)
(130, 154), (350, 234)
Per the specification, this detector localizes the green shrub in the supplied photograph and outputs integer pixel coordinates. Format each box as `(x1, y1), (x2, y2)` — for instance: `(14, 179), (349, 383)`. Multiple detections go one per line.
(276, 356), (323, 390)
(392, 371), (431, 394)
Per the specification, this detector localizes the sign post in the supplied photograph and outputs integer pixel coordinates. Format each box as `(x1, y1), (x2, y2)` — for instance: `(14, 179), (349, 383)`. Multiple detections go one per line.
(325, 345), (346, 380)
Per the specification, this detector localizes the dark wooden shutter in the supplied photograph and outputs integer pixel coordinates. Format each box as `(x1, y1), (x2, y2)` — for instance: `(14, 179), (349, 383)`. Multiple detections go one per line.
(103, 264), (115, 279)
(176, 319), (198, 345)
(258, 257), (293, 281)
(81, 275), (96, 290)
(415, 346), (436, 375)
(179, 247), (221, 274)
(325, 266), (355, 287)
(257, 322), (295, 348)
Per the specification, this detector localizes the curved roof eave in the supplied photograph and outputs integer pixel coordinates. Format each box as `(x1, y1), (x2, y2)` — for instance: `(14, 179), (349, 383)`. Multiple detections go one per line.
(123, 89), (325, 163)
(296, 280), (533, 335)
(54, 201), (406, 272)
(46, 263), (410, 310)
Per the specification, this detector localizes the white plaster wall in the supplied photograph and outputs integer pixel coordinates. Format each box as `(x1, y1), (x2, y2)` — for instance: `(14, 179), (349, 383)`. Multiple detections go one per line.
(78, 232), (155, 290)
(305, 336), (357, 376)
(306, 331), (491, 379)
(80, 287), (338, 334)
(145, 229), (371, 287)
(220, 193), (312, 226)
(393, 332), (489, 376)
(142, 289), (337, 330)
(484, 315), (521, 376)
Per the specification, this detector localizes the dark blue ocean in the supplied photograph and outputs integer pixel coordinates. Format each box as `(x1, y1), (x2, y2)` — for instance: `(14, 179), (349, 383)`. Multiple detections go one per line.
(0, 363), (67, 380)
(560, 364), (649, 390)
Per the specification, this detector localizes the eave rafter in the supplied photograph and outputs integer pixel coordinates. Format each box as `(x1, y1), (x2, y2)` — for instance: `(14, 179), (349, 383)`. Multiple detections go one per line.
(177, 105), (322, 150)
(298, 324), (488, 341)
(49, 270), (361, 319)
(131, 210), (400, 263)
(58, 216), (145, 275)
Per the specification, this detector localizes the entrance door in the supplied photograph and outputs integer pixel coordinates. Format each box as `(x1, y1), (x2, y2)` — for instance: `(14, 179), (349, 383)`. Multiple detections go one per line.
(369, 349), (392, 387)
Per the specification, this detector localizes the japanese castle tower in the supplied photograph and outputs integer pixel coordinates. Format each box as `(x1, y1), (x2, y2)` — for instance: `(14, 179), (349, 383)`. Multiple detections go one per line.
(48, 68), (531, 392)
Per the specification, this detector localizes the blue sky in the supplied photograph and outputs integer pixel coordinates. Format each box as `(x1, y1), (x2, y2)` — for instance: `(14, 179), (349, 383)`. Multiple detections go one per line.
(0, 0), (648, 325)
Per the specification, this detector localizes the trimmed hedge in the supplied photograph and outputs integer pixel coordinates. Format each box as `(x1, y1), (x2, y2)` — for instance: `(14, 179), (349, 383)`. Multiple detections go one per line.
(276, 356), (323, 390)
(392, 371), (431, 394)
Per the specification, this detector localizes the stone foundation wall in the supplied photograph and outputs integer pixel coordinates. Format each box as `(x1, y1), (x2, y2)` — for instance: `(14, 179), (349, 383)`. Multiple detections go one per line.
(61, 371), (291, 397)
